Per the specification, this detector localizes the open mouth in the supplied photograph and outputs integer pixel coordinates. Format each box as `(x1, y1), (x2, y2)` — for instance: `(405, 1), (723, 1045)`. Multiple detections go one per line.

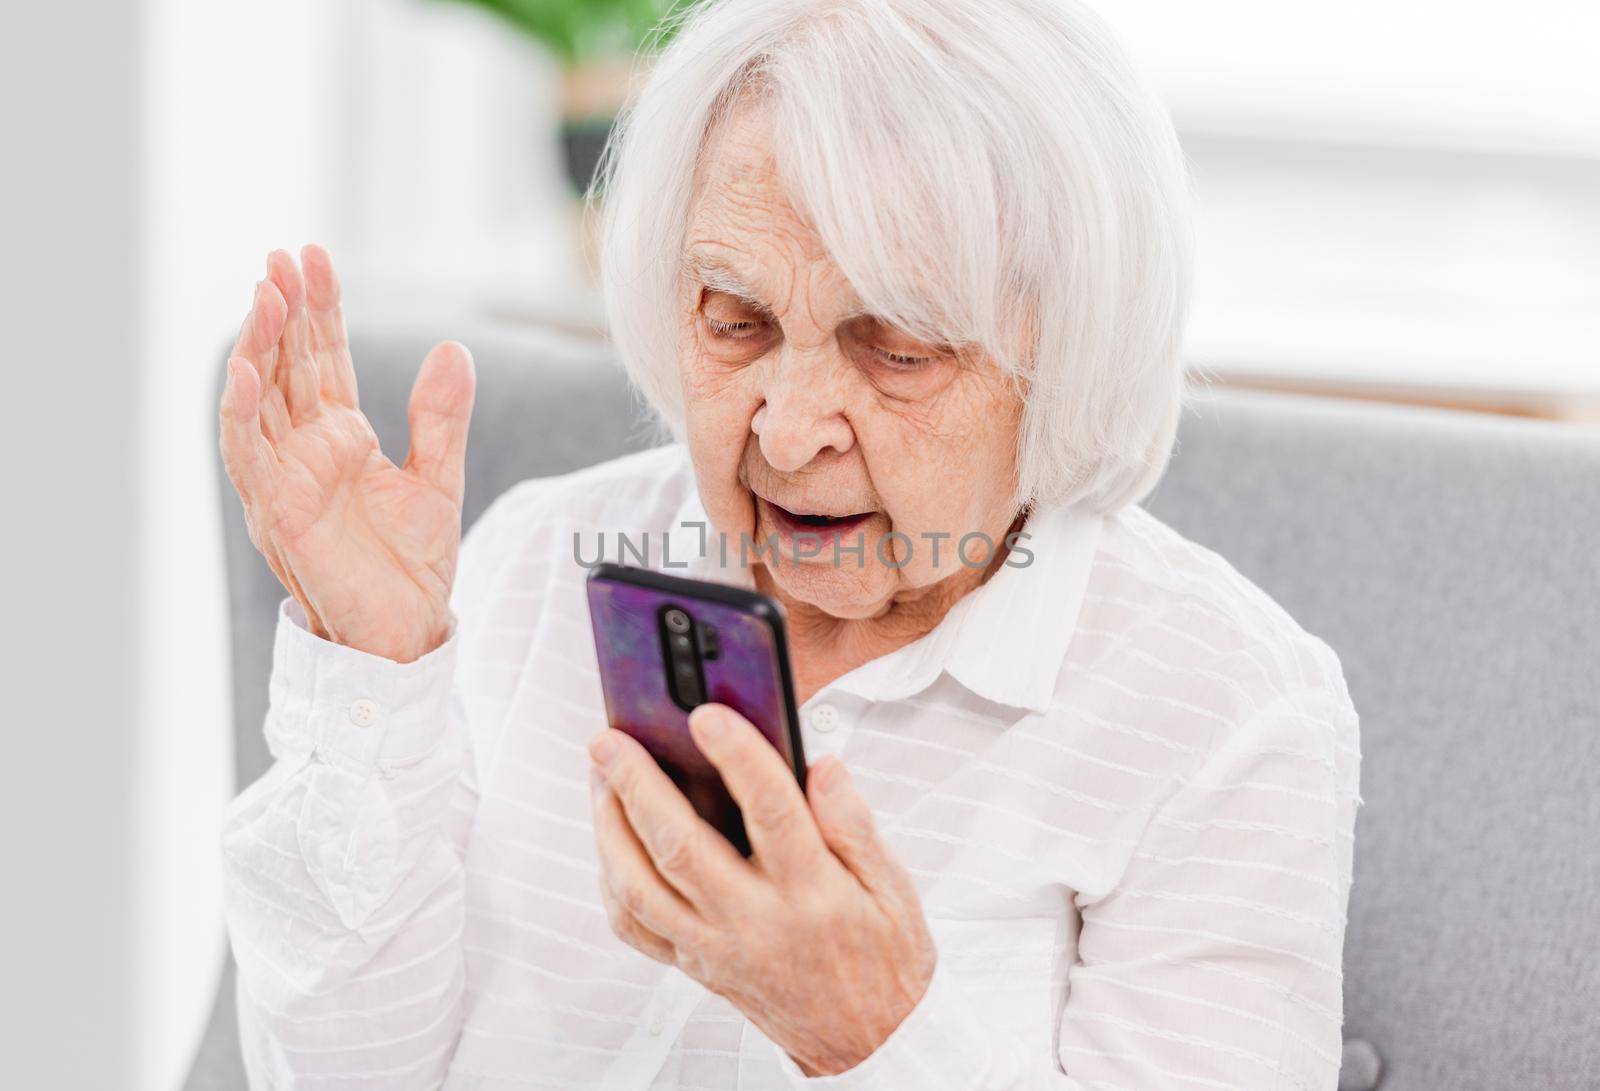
(786, 509), (865, 527)
(760, 497), (876, 536)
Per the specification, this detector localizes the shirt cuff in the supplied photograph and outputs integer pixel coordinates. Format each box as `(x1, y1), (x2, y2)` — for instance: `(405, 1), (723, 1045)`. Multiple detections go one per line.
(772, 955), (994, 1090)
(264, 594), (461, 776)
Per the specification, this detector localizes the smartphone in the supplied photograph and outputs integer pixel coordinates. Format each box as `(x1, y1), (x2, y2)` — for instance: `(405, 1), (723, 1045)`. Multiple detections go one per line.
(584, 562), (806, 857)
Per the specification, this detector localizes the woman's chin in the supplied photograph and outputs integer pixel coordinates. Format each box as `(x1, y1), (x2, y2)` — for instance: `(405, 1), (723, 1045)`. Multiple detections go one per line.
(760, 559), (895, 622)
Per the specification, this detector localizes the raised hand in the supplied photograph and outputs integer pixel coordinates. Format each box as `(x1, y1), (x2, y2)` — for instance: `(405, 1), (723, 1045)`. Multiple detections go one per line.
(217, 246), (476, 663)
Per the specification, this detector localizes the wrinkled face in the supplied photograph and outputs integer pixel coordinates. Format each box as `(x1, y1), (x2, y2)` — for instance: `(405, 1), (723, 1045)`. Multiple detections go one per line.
(676, 101), (1025, 620)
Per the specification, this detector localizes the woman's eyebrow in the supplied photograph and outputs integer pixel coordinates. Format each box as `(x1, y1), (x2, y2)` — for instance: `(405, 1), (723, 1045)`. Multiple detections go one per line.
(683, 252), (765, 305)
(683, 250), (873, 323)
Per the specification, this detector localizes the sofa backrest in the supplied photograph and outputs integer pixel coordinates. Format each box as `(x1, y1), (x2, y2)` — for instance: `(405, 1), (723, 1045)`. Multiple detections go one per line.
(1144, 386), (1600, 1089)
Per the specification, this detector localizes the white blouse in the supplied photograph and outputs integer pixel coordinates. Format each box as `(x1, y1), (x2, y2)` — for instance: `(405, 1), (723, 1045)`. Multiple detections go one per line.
(221, 440), (1362, 1090)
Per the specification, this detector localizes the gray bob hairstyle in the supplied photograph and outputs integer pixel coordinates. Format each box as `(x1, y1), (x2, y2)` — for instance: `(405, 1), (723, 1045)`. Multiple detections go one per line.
(593, 0), (1196, 514)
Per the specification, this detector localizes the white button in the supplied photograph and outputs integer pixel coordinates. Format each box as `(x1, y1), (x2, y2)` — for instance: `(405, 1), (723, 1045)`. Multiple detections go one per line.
(647, 1006), (667, 1036)
(809, 703), (840, 733)
(349, 698), (379, 728)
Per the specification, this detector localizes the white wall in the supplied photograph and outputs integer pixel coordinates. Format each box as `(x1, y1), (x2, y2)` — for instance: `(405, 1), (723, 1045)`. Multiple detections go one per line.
(137, 3), (331, 1087)
(135, 4), (574, 1090)
(0, 1), (140, 1087)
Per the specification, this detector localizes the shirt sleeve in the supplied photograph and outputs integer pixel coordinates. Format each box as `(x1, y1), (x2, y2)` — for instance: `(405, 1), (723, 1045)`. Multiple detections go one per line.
(771, 685), (1362, 1090)
(222, 490), (526, 1090)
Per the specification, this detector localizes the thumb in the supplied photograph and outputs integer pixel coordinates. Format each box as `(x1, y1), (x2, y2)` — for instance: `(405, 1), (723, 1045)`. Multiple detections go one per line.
(808, 757), (917, 909)
(402, 340), (476, 508)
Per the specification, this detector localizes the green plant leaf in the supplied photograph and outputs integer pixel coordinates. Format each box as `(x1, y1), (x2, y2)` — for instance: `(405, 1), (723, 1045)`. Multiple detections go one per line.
(430, 0), (694, 65)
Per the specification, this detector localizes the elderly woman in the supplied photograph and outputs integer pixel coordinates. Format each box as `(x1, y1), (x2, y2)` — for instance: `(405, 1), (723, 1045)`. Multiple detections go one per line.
(216, 0), (1361, 1087)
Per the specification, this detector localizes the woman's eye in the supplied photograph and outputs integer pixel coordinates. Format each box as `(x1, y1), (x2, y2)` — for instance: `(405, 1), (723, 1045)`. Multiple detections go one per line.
(871, 346), (935, 370)
(705, 316), (765, 339)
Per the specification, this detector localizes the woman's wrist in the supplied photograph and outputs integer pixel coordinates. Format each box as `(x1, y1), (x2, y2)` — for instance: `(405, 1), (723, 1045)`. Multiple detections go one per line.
(774, 956), (997, 1089)
(790, 955), (936, 1076)
(313, 608), (453, 664)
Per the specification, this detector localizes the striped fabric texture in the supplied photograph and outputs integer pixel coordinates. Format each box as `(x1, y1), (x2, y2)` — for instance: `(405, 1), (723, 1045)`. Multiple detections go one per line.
(221, 442), (1362, 1090)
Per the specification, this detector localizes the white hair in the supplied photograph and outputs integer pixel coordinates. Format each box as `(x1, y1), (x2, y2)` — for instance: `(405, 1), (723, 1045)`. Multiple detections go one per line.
(593, 0), (1196, 514)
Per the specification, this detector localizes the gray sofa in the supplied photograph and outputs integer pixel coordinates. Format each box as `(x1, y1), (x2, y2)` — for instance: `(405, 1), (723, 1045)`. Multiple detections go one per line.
(190, 327), (1600, 1089)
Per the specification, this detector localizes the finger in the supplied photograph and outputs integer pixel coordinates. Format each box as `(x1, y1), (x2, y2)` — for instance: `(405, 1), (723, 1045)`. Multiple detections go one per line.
(687, 703), (827, 878)
(599, 884), (677, 965)
(218, 357), (318, 619)
(401, 341), (476, 510)
(218, 356), (278, 504)
(301, 244), (360, 409)
(246, 279), (294, 443)
(590, 767), (701, 948)
(226, 278), (293, 443)
(588, 729), (754, 912)
(266, 249), (321, 423)
(227, 277), (276, 380)
(807, 756), (920, 912)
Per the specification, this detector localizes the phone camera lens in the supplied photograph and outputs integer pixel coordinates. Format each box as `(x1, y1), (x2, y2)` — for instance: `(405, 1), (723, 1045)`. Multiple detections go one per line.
(697, 623), (720, 661)
(661, 606), (704, 711)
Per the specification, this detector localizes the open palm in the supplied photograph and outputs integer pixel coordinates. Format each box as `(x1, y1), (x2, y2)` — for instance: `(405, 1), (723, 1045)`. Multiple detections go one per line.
(217, 246), (476, 663)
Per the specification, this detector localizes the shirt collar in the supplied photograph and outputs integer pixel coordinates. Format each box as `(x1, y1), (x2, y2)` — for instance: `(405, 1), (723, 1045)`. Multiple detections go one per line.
(659, 451), (1103, 715)
(827, 499), (1103, 713)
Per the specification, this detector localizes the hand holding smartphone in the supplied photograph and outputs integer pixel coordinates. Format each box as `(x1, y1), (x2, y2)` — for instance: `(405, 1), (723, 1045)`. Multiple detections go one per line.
(584, 563), (807, 857)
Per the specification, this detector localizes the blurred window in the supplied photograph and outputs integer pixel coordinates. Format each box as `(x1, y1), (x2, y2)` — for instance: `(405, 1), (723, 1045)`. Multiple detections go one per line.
(1096, 0), (1600, 415)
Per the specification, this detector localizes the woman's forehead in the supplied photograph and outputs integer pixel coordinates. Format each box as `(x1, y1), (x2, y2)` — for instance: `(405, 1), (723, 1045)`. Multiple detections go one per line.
(690, 98), (784, 199)
(682, 246), (867, 315)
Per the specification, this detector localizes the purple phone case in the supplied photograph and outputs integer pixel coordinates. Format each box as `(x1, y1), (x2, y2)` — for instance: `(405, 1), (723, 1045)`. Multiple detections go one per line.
(585, 564), (805, 856)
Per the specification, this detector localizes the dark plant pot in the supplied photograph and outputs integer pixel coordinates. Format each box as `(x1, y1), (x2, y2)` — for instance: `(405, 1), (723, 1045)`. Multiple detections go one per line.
(560, 116), (616, 199)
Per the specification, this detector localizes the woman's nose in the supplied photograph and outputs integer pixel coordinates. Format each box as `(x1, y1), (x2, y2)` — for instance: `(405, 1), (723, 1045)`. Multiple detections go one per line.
(751, 366), (855, 473)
